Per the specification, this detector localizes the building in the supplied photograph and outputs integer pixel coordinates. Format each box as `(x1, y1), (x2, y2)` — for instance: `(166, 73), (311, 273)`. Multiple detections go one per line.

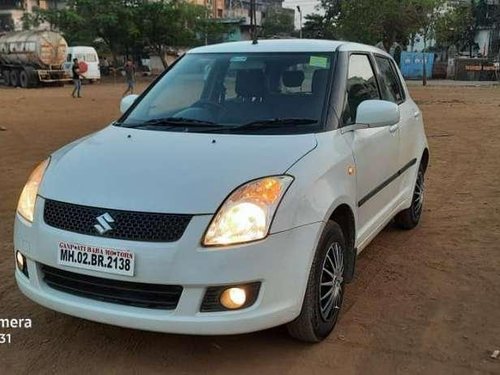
(0, 0), (50, 32)
(224, 0), (294, 41)
(191, 0), (225, 18)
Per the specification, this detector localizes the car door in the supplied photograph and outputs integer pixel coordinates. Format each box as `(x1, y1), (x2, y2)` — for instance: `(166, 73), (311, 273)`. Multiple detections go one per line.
(374, 55), (418, 201)
(340, 53), (401, 244)
(63, 52), (73, 76)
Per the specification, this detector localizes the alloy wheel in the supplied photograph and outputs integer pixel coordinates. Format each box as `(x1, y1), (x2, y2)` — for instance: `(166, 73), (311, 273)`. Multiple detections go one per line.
(412, 170), (425, 220)
(319, 242), (344, 321)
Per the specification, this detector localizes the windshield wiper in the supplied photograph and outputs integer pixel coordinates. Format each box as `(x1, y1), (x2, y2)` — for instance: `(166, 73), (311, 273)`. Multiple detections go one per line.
(203, 118), (318, 133)
(125, 117), (218, 129)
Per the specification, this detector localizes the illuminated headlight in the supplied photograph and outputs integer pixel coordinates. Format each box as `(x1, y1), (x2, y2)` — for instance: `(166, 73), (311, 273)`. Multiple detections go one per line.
(17, 158), (50, 222)
(203, 176), (293, 246)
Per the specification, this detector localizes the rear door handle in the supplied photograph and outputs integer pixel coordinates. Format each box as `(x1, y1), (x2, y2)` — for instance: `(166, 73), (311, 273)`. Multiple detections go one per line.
(389, 124), (399, 133)
(413, 111), (420, 118)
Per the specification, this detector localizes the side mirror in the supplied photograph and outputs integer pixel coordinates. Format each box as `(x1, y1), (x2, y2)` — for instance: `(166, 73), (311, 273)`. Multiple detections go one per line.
(120, 94), (139, 114)
(355, 100), (400, 128)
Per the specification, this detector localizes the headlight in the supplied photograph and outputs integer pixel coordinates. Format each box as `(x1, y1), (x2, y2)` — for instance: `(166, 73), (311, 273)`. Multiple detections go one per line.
(17, 158), (50, 222)
(203, 175), (293, 246)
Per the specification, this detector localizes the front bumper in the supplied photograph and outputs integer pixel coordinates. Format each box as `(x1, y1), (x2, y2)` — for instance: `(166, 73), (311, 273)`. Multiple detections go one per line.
(14, 198), (323, 335)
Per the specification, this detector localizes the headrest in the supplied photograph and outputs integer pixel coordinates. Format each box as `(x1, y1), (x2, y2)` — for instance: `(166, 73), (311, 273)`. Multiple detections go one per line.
(282, 71), (305, 88)
(236, 70), (267, 98)
(312, 69), (329, 94)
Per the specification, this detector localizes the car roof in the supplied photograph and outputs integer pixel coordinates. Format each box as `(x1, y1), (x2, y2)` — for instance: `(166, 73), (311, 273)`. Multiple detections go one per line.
(188, 39), (391, 57)
(68, 46), (97, 52)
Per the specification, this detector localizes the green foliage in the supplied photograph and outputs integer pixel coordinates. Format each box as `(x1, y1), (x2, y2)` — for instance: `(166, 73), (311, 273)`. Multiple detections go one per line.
(302, 13), (337, 39)
(434, 4), (473, 49)
(311, 0), (443, 48)
(261, 8), (294, 37)
(339, 0), (442, 48)
(301, 0), (340, 39)
(27, 0), (228, 66)
(434, 0), (500, 53)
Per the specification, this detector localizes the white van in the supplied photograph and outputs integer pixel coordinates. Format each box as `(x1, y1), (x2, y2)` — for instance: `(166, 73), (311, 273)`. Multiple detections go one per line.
(64, 46), (101, 82)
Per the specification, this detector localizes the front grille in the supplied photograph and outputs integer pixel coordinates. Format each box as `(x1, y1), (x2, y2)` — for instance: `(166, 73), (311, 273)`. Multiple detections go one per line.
(44, 199), (192, 242)
(41, 264), (183, 310)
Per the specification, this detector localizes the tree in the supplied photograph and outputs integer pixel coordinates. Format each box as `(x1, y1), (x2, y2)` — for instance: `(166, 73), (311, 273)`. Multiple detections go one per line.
(134, 0), (181, 68)
(26, 0), (228, 67)
(302, 13), (337, 39)
(28, 0), (138, 63)
(339, 0), (442, 50)
(301, 0), (341, 39)
(309, 0), (442, 50)
(261, 8), (294, 38)
(134, 1), (228, 67)
(434, 0), (500, 57)
(434, 3), (473, 52)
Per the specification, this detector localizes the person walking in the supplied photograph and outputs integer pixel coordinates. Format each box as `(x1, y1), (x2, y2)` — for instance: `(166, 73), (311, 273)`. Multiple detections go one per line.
(100, 57), (110, 76)
(71, 58), (82, 98)
(123, 59), (136, 97)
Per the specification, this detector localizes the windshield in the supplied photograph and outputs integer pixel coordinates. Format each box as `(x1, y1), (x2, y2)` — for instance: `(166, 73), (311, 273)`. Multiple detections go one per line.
(118, 52), (334, 134)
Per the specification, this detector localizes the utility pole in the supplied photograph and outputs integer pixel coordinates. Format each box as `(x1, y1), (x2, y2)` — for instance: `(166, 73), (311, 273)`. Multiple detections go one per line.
(296, 6), (302, 39)
(205, 0), (210, 45)
(422, 39), (427, 86)
(250, 0), (257, 43)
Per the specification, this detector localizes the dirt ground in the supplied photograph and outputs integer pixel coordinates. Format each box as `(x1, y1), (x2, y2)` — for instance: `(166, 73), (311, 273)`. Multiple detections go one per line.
(0, 81), (499, 374)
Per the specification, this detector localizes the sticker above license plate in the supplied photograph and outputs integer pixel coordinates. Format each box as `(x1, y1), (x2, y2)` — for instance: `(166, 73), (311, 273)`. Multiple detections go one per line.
(58, 242), (135, 276)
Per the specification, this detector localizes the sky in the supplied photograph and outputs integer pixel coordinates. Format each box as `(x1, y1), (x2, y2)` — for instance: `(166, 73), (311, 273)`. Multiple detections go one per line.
(282, 0), (321, 29)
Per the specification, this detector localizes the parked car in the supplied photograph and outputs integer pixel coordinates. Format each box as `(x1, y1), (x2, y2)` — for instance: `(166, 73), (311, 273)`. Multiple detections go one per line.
(14, 39), (429, 342)
(63, 46), (101, 82)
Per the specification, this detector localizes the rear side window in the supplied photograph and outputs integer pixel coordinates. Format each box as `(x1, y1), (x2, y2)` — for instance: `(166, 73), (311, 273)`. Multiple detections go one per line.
(375, 56), (405, 104)
(222, 58), (330, 100)
(85, 53), (97, 62)
(342, 54), (379, 125)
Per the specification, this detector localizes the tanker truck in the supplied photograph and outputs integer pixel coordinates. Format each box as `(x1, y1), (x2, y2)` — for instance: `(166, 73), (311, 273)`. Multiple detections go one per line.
(0, 30), (71, 88)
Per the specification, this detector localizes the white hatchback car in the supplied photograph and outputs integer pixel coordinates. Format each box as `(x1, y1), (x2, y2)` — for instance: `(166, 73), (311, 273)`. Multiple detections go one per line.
(14, 40), (428, 342)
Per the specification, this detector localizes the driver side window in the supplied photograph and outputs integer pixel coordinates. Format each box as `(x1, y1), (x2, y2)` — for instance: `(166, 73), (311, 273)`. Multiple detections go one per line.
(147, 58), (215, 117)
(342, 54), (380, 125)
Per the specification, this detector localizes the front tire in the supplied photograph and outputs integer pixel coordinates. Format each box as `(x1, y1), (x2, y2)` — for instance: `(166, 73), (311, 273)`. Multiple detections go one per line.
(395, 165), (425, 229)
(10, 70), (19, 87)
(287, 221), (347, 342)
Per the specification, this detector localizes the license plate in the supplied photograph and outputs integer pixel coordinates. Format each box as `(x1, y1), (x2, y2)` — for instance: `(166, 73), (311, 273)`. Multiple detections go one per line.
(58, 241), (135, 276)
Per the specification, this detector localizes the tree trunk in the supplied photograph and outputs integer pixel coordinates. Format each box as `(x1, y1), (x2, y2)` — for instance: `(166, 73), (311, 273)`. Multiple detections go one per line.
(423, 38), (427, 86)
(157, 45), (169, 69)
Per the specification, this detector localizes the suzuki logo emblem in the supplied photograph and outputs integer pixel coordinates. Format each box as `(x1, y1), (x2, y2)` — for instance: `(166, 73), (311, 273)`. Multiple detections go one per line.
(94, 213), (115, 234)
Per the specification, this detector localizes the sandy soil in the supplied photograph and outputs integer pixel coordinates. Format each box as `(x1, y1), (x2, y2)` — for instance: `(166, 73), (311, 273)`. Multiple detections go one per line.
(0, 81), (499, 374)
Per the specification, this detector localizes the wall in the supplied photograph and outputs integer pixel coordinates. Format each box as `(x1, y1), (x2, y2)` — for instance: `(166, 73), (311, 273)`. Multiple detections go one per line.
(399, 52), (435, 79)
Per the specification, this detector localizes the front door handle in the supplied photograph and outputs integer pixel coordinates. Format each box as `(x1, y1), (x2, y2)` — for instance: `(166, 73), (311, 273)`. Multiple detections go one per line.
(414, 111), (420, 118)
(389, 124), (399, 133)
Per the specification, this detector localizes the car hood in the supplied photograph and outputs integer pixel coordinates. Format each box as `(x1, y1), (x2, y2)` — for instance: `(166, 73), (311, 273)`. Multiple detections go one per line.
(40, 125), (317, 214)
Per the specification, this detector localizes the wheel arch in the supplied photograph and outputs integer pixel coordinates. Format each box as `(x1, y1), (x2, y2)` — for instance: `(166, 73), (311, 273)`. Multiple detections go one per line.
(421, 148), (430, 172)
(328, 203), (356, 283)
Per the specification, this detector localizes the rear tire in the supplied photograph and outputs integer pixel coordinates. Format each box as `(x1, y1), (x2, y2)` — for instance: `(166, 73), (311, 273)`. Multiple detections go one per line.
(10, 70), (19, 87)
(287, 221), (347, 342)
(395, 165), (425, 230)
